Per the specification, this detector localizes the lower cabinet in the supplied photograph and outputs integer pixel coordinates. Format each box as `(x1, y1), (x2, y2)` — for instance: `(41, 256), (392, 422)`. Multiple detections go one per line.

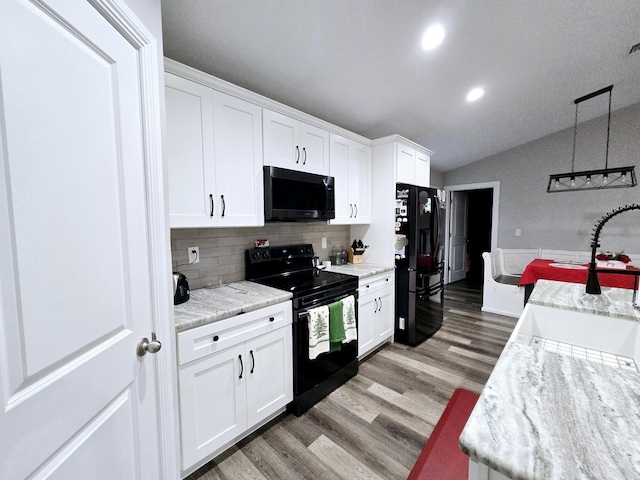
(176, 302), (293, 474)
(358, 272), (395, 358)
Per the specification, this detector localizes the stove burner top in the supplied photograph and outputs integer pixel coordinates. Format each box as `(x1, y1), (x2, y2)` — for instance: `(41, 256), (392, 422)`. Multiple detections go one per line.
(246, 244), (357, 297)
(253, 269), (355, 294)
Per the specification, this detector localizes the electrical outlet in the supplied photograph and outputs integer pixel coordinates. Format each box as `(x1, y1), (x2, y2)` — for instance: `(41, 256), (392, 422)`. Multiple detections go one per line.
(188, 246), (200, 264)
(515, 229), (522, 237)
(321, 237), (327, 249)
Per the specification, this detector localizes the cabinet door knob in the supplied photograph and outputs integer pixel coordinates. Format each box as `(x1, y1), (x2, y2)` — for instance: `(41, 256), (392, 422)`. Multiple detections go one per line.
(269, 317), (275, 322)
(213, 335), (219, 342)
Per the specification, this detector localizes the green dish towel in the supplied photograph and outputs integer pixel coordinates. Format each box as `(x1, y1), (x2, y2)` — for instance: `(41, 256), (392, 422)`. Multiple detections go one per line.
(328, 300), (345, 352)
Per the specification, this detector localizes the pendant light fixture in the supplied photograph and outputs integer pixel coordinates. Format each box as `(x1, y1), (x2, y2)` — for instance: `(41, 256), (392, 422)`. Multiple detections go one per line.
(547, 85), (637, 192)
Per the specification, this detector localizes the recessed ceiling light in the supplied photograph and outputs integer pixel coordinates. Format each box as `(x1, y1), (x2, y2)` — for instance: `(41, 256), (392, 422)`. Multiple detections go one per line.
(422, 25), (445, 51)
(466, 87), (485, 102)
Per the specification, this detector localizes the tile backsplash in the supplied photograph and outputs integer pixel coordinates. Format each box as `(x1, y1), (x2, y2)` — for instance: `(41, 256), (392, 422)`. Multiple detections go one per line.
(171, 223), (350, 289)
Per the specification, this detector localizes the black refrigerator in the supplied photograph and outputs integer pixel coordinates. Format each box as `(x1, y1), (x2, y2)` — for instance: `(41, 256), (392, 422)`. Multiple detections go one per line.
(394, 183), (446, 346)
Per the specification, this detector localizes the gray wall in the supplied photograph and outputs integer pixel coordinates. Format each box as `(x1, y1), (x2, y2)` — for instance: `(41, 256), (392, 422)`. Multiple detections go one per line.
(430, 168), (444, 189)
(443, 101), (640, 254)
(171, 224), (350, 289)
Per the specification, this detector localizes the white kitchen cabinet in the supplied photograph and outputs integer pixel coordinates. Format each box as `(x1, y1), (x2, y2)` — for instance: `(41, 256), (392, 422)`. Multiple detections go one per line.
(263, 109), (330, 175)
(415, 150), (431, 187)
(176, 302), (292, 474)
(396, 142), (431, 187)
(329, 134), (372, 224)
(357, 272), (395, 358)
(165, 72), (264, 228)
(245, 328), (292, 427)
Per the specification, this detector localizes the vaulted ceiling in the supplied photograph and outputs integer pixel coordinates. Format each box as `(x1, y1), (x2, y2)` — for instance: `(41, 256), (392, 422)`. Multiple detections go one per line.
(161, 1), (640, 171)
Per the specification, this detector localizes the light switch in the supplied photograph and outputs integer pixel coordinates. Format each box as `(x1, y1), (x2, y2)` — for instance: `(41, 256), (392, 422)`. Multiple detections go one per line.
(515, 229), (522, 237)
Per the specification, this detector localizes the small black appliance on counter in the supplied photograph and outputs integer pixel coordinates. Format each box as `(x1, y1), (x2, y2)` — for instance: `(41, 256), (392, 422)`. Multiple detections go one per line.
(173, 272), (190, 305)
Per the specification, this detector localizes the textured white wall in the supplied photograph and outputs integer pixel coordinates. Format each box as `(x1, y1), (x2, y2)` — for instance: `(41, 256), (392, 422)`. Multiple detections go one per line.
(444, 102), (640, 255)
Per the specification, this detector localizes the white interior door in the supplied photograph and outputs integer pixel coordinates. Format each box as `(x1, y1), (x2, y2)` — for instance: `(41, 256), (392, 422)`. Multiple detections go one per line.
(0, 1), (163, 478)
(449, 191), (469, 283)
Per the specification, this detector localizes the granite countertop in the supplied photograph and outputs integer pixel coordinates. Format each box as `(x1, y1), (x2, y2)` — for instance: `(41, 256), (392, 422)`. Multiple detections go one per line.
(528, 279), (640, 321)
(460, 342), (640, 479)
(174, 280), (292, 332)
(460, 280), (640, 479)
(325, 263), (394, 278)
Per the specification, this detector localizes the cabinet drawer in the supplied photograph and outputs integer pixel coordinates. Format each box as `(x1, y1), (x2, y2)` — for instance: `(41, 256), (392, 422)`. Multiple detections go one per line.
(359, 272), (394, 297)
(177, 301), (292, 365)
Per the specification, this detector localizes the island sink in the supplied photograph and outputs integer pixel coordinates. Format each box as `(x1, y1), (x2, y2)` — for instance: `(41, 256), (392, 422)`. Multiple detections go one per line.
(509, 303), (639, 371)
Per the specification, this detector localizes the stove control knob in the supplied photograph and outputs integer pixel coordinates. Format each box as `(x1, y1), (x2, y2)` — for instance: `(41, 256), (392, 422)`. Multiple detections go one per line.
(306, 246), (312, 253)
(253, 252), (260, 260)
(262, 251), (269, 258)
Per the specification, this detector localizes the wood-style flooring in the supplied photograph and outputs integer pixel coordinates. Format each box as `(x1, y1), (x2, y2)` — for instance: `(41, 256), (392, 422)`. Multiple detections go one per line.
(186, 280), (517, 480)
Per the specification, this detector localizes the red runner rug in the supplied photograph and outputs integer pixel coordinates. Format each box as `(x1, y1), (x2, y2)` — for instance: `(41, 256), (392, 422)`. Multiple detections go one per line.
(407, 388), (480, 480)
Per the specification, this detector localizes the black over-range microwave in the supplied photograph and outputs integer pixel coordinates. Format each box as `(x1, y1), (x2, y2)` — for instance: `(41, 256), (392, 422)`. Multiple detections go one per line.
(264, 166), (335, 221)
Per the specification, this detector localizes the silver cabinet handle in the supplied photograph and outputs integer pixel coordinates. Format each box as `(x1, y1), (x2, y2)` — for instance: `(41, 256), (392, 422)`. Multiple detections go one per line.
(378, 297), (382, 311)
(295, 146), (300, 163)
(349, 204), (353, 217)
(302, 147), (307, 164)
(354, 204), (358, 217)
(374, 298), (379, 313)
(136, 332), (162, 356)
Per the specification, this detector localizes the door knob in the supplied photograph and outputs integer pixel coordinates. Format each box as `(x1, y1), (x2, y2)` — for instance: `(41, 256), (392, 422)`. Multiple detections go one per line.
(137, 332), (162, 356)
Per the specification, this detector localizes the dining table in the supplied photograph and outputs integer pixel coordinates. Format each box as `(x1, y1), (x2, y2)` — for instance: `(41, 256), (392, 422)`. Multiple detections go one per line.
(519, 258), (639, 290)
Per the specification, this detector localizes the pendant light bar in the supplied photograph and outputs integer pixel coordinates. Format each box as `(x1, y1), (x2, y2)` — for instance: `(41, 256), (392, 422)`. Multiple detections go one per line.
(547, 166), (637, 192)
(547, 85), (636, 193)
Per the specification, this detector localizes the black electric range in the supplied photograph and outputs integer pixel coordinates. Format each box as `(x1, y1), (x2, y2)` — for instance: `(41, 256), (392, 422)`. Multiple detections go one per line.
(246, 244), (359, 415)
(246, 244), (356, 293)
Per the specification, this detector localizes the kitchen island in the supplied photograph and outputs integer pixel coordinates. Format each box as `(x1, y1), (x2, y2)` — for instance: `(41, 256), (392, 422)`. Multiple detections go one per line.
(460, 279), (640, 479)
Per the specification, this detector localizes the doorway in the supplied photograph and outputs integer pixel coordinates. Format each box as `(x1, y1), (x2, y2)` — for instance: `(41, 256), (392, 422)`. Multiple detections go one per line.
(466, 189), (493, 284)
(444, 181), (499, 285)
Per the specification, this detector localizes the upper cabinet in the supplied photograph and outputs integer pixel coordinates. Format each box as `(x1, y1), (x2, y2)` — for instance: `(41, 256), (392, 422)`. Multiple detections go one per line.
(165, 73), (264, 228)
(329, 134), (372, 225)
(263, 109), (330, 175)
(395, 142), (431, 187)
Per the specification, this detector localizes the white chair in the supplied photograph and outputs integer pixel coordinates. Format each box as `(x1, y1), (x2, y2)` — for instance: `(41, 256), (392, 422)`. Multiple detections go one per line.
(482, 249), (525, 318)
